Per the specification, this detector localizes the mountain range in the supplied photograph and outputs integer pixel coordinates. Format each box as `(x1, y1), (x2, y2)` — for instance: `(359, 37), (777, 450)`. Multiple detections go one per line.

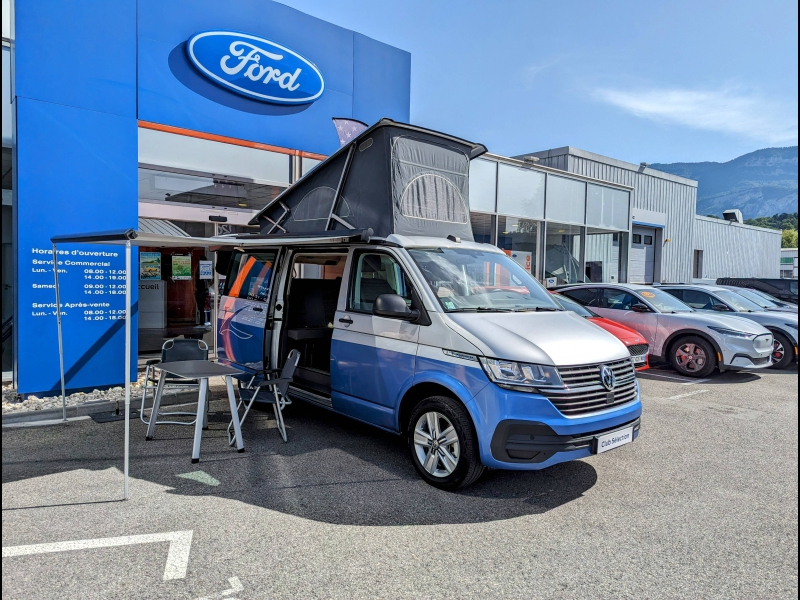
(650, 146), (798, 220)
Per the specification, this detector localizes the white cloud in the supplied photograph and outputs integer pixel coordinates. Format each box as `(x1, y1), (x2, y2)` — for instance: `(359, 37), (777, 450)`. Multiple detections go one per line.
(592, 85), (798, 145)
(522, 57), (562, 86)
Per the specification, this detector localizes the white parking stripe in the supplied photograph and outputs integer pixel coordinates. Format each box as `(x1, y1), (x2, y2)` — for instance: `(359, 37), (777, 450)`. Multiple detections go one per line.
(668, 389), (709, 400)
(2, 530), (193, 580)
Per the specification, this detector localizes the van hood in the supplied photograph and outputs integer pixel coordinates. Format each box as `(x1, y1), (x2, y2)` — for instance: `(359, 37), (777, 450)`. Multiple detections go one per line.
(447, 311), (630, 367)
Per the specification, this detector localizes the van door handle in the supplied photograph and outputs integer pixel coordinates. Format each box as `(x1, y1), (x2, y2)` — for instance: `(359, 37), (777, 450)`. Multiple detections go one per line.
(252, 306), (263, 312)
(338, 316), (352, 324)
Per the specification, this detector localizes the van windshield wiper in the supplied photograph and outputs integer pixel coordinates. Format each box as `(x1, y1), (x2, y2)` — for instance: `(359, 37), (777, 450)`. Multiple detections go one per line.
(449, 307), (513, 312)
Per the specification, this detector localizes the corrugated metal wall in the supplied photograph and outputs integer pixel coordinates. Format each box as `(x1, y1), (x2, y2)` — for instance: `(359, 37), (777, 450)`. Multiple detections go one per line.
(535, 152), (698, 282)
(694, 216), (781, 279)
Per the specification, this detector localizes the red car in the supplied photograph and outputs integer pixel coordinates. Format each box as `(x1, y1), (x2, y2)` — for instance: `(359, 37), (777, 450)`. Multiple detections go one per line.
(551, 292), (650, 370)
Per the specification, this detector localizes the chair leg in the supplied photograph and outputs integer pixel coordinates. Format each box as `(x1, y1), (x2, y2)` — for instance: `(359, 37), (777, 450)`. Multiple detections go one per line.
(139, 365), (151, 424)
(227, 387), (255, 447)
(273, 387), (287, 443)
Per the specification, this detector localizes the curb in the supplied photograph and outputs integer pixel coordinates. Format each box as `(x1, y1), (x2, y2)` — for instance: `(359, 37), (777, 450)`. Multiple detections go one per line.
(1, 391), (212, 425)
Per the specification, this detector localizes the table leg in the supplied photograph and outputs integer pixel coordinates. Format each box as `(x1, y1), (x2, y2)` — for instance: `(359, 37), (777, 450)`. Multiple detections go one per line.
(145, 369), (167, 440)
(225, 375), (244, 452)
(192, 378), (209, 463)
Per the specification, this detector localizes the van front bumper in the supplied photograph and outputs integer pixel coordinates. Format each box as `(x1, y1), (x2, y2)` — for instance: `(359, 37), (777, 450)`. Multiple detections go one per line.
(468, 383), (642, 470)
(490, 417), (641, 464)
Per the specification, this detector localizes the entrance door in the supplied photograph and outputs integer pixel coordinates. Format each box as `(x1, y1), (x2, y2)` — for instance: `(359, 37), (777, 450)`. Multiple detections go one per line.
(331, 250), (419, 429)
(630, 226), (656, 283)
(217, 251), (278, 373)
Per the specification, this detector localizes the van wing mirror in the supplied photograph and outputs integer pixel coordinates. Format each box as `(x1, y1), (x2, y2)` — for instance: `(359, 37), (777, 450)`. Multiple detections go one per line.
(373, 293), (420, 321)
(215, 250), (233, 275)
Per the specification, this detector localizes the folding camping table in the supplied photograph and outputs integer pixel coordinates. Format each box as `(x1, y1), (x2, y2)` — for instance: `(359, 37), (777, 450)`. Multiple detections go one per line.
(145, 360), (244, 463)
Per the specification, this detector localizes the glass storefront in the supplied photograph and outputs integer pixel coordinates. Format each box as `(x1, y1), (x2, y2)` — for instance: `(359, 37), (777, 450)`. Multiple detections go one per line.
(497, 216), (540, 276)
(544, 222), (583, 285)
(585, 228), (629, 283)
(469, 157), (631, 286)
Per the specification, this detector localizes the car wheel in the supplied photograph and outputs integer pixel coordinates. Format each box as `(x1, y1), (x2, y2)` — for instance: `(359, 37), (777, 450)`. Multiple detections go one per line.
(770, 331), (795, 369)
(408, 396), (485, 490)
(669, 335), (717, 378)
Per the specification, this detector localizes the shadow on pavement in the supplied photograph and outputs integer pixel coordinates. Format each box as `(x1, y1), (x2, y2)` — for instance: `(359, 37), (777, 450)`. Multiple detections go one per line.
(2, 400), (597, 526)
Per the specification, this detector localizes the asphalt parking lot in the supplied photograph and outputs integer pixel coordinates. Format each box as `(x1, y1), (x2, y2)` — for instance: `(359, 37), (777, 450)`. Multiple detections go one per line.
(2, 366), (797, 599)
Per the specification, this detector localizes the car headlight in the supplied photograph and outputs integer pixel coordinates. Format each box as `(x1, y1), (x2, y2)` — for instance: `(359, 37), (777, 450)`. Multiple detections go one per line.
(784, 322), (798, 330)
(479, 357), (563, 391)
(707, 326), (757, 339)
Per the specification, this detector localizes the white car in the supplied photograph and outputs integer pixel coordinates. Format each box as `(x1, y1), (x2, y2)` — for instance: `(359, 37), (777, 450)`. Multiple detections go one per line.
(660, 284), (798, 370)
(556, 283), (774, 378)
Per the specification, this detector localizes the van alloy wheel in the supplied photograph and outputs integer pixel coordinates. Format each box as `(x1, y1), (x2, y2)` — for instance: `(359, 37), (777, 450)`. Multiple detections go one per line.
(675, 342), (707, 372)
(413, 411), (460, 477)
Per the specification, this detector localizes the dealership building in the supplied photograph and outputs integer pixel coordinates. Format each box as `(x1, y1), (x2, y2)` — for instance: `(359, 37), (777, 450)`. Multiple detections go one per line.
(1, 0), (782, 394)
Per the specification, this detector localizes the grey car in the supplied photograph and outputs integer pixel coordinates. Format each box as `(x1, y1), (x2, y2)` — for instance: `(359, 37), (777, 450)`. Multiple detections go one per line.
(717, 285), (799, 314)
(556, 283), (774, 378)
(661, 284), (798, 370)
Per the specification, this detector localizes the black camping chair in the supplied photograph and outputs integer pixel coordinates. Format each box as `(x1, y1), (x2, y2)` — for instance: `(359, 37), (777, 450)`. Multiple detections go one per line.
(227, 349), (301, 444)
(140, 338), (209, 427)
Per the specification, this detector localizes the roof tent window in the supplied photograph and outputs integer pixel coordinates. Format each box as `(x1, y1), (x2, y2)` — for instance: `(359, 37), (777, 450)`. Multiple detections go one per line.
(291, 187), (351, 222)
(392, 136), (470, 224)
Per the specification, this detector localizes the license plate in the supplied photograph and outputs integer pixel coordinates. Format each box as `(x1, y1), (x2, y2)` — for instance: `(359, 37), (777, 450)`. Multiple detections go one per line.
(632, 354), (647, 365)
(595, 426), (634, 454)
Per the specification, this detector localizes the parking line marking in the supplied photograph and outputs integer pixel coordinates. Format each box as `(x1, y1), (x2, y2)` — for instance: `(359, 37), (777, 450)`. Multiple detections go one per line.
(668, 389), (709, 400)
(681, 378), (711, 386)
(2, 530), (193, 580)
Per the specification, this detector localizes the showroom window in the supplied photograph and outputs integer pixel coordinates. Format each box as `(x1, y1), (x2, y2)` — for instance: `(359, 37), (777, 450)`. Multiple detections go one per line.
(470, 212), (496, 245)
(544, 222), (583, 285)
(586, 184), (629, 231)
(468, 158), (497, 213)
(585, 229), (629, 283)
(545, 175), (586, 224)
(496, 163), (545, 219)
(497, 216), (540, 276)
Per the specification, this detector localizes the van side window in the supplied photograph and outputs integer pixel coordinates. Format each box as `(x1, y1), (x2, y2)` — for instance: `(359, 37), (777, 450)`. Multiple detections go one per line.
(224, 252), (278, 302)
(348, 252), (413, 313)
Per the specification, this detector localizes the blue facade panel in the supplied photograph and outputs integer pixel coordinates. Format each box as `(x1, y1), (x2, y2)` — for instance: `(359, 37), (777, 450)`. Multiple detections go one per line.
(353, 34), (411, 126)
(15, 99), (138, 394)
(13, 0), (410, 393)
(14, 0), (137, 118)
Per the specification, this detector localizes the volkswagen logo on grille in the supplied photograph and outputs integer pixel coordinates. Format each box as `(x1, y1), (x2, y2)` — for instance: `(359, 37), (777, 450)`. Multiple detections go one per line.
(600, 365), (616, 390)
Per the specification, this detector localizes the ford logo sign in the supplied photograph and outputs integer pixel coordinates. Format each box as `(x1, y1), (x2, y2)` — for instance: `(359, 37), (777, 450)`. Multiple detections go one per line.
(186, 30), (325, 104)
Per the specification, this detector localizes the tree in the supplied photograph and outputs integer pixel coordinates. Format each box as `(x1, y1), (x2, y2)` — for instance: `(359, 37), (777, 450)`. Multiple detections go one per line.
(782, 228), (798, 249)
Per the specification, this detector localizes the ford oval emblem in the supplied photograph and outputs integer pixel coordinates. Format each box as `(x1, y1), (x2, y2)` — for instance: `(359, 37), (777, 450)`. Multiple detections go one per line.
(186, 30), (325, 104)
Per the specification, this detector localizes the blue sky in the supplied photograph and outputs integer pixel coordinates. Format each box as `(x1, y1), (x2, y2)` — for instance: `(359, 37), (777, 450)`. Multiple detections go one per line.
(280, 0), (798, 164)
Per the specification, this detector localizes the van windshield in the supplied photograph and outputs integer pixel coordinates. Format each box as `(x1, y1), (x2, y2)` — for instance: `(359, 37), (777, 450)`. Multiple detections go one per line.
(408, 248), (562, 312)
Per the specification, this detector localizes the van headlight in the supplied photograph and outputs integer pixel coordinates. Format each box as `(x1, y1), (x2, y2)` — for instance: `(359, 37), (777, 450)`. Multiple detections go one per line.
(479, 357), (563, 391)
(707, 326), (757, 339)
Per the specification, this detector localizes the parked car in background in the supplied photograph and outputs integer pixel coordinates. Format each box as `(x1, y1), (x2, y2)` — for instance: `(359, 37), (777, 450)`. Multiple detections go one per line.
(717, 285), (798, 314)
(659, 285), (798, 370)
(555, 283), (774, 378)
(716, 277), (798, 305)
(551, 292), (649, 370)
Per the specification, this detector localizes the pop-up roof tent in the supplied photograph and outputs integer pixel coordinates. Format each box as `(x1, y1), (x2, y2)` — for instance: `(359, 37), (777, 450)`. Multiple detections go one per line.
(249, 118), (487, 241)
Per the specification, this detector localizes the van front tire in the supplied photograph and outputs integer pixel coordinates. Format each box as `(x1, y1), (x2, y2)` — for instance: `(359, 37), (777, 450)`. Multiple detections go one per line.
(408, 396), (484, 490)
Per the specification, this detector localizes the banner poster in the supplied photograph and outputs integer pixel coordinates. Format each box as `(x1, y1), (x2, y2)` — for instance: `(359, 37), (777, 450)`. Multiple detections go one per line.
(139, 252), (162, 280)
(199, 260), (213, 280)
(171, 255), (192, 280)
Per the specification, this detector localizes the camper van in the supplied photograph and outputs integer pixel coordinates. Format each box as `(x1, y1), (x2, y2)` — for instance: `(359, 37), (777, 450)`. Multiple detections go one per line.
(216, 120), (642, 489)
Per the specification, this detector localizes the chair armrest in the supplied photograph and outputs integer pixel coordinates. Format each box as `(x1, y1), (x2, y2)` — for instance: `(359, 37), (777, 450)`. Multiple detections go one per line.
(262, 377), (293, 386)
(146, 359), (161, 366)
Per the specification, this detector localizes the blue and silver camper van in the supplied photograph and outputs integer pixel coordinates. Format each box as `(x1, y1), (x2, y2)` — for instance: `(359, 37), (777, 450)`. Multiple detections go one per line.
(216, 120), (641, 489)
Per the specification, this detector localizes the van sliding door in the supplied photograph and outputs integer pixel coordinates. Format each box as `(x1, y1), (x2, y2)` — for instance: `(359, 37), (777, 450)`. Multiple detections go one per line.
(217, 251), (278, 373)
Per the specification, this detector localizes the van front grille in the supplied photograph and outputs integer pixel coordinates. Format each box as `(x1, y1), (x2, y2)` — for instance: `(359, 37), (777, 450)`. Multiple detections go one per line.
(542, 359), (638, 416)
